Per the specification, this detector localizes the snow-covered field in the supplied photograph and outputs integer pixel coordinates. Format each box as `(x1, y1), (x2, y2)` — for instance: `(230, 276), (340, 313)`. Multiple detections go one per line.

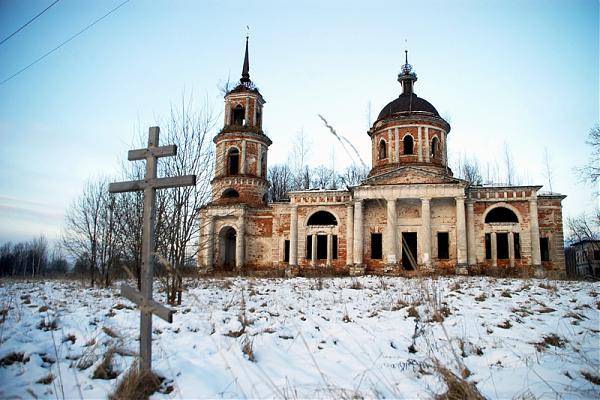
(1, 276), (599, 399)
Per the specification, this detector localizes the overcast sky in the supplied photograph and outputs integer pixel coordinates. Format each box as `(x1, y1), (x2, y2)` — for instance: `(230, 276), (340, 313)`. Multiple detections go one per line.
(0, 0), (598, 246)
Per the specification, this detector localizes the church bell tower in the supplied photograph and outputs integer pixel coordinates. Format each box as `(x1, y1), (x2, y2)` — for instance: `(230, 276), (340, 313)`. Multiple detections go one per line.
(211, 37), (272, 207)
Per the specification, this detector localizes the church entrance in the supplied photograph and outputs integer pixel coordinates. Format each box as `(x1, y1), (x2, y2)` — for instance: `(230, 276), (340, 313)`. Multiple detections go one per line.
(222, 227), (236, 270)
(402, 232), (417, 271)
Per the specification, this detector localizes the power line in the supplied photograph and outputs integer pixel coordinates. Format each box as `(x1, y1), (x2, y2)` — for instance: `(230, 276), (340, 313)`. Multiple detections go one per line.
(0, 0), (131, 87)
(0, 0), (61, 46)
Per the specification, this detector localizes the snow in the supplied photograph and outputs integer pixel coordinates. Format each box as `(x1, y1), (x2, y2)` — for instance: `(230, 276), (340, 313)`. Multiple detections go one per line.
(0, 276), (598, 399)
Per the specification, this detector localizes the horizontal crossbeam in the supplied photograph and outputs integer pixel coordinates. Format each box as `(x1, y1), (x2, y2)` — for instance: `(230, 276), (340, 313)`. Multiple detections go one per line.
(121, 284), (173, 323)
(128, 145), (177, 161)
(108, 175), (196, 193)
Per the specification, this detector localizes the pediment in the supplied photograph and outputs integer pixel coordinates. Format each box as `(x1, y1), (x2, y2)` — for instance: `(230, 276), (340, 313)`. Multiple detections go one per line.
(363, 166), (465, 186)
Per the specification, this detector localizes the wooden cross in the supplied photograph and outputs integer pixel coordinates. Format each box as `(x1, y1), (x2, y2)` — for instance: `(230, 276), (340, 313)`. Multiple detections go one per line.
(109, 126), (196, 372)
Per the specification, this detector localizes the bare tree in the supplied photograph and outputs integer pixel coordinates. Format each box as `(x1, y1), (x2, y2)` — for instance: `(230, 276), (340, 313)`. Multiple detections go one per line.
(543, 146), (554, 193)
(313, 165), (333, 189)
(154, 95), (217, 305)
(457, 154), (483, 185)
(338, 164), (369, 188)
(578, 124), (600, 185)
(290, 130), (312, 190)
(62, 177), (116, 287)
(268, 164), (293, 201)
(503, 143), (516, 185)
(567, 211), (600, 275)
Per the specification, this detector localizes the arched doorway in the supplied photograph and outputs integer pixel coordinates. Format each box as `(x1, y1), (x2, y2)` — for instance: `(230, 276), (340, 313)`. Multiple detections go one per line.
(221, 227), (236, 270)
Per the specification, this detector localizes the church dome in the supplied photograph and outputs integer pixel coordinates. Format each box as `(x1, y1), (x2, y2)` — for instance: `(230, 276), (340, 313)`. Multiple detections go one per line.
(377, 93), (439, 120)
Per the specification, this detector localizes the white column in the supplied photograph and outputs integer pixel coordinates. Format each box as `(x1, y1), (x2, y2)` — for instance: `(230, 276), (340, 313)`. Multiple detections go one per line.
(245, 96), (250, 124)
(346, 204), (354, 265)
(236, 214), (245, 269)
(466, 200), (476, 266)
(206, 215), (215, 269)
(224, 101), (230, 126)
(240, 140), (247, 174)
(327, 233), (333, 266)
(529, 198), (541, 267)
(508, 231), (515, 267)
(256, 143), (262, 177)
(456, 196), (467, 268)
(290, 205), (298, 266)
(421, 197), (431, 268)
(386, 198), (397, 264)
(491, 232), (497, 267)
(353, 200), (363, 265)
(418, 127), (423, 162)
(250, 98), (256, 126)
(311, 234), (317, 266)
(394, 127), (399, 162)
(425, 127), (430, 162)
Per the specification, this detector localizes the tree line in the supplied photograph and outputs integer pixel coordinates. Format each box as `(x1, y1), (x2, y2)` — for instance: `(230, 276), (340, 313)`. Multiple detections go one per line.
(0, 235), (68, 277)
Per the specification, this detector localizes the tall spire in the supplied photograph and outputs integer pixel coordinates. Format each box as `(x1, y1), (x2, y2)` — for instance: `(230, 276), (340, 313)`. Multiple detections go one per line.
(398, 48), (417, 95)
(241, 34), (250, 83)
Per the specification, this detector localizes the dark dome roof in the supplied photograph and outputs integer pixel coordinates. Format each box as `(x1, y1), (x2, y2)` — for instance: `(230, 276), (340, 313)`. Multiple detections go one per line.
(377, 93), (439, 121)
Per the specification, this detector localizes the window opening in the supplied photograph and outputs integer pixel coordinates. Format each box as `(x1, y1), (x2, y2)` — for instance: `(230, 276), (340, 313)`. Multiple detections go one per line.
(401, 232), (417, 270)
(437, 232), (449, 259)
(403, 135), (414, 155)
(485, 233), (491, 259)
(228, 148), (239, 175)
(497, 233), (509, 259)
(333, 235), (338, 259)
(371, 233), (382, 259)
(594, 250), (600, 260)
(307, 211), (337, 225)
(485, 207), (518, 223)
(431, 137), (439, 159)
(379, 140), (387, 160)
(540, 237), (550, 261)
(317, 235), (328, 259)
(222, 188), (239, 198)
(305, 235), (312, 259)
(232, 104), (245, 125)
(284, 240), (290, 263)
(514, 233), (521, 259)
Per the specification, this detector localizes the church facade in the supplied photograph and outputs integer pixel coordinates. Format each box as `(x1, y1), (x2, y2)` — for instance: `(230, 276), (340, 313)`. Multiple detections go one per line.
(198, 40), (566, 277)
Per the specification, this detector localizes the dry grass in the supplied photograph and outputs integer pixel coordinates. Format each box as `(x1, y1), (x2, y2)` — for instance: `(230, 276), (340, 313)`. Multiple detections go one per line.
(435, 365), (485, 400)
(581, 370), (600, 385)
(534, 334), (566, 352)
(497, 320), (512, 329)
(0, 352), (30, 366)
(63, 333), (76, 344)
(35, 373), (54, 385)
(241, 337), (256, 362)
(349, 279), (364, 290)
(406, 306), (420, 319)
(92, 349), (118, 380)
(110, 363), (161, 400)
(102, 326), (120, 338)
(37, 318), (58, 331)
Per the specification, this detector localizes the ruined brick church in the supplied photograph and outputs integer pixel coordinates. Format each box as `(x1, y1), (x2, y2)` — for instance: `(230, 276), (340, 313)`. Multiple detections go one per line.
(198, 39), (566, 276)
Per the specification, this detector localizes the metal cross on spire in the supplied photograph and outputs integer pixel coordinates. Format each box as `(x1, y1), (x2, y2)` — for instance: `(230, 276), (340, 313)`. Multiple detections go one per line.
(109, 126), (196, 372)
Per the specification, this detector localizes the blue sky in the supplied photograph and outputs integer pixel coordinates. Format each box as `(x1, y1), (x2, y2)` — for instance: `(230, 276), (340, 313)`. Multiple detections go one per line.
(0, 0), (598, 246)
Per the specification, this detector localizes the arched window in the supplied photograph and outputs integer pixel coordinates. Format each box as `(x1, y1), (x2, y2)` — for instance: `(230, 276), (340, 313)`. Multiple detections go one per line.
(379, 140), (387, 160)
(222, 188), (239, 198)
(228, 148), (239, 175)
(403, 135), (414, 155)
(431, 137), (439, 159)
(232, 105), (245, 126)
(485, 207), (519, 223)
(307, 211), (337, 226)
